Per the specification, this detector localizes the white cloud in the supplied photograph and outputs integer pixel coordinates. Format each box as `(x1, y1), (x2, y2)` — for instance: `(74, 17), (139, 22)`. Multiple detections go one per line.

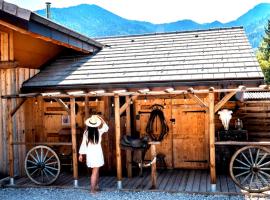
(5, 0), (270, 23)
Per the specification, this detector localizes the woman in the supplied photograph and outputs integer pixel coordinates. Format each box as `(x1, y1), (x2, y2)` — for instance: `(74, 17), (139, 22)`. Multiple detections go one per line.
(78, 115), (109, 193)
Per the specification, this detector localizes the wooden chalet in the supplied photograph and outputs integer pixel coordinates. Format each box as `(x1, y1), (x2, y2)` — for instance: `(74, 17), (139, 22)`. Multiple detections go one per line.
(1, 0), (270, 193)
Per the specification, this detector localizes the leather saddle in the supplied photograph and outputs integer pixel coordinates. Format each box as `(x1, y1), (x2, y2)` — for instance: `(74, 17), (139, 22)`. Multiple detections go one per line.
(121, 135), (149, 149)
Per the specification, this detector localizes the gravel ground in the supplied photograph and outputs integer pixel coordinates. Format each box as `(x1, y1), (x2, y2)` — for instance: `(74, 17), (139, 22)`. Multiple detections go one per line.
(0, 188), (249, 200)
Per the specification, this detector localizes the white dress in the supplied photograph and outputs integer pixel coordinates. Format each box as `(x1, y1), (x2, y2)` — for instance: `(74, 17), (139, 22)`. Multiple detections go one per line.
(79, 123), (109, 168)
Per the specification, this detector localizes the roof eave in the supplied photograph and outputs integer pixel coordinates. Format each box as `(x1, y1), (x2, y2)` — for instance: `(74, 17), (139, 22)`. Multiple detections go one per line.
(21, 77), (264, 93)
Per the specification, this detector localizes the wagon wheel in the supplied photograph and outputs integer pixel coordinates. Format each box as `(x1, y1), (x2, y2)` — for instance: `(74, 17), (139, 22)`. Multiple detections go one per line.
(230, 146), (270, 192)
(24, 145), (61, 185)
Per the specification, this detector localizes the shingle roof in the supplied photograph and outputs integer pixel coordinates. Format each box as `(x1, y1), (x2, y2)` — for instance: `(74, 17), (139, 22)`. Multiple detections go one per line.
(22, 27), (264, 91)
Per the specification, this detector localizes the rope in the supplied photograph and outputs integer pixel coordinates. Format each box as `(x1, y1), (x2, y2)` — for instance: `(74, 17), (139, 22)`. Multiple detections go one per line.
(146, 107), (169, 141)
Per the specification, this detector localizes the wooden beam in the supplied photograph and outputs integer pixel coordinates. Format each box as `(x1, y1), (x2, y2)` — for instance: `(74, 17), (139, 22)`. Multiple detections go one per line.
(1, 31), (9, 61)
(114, 94), (122, 189)
(10, 98), (27, 117)
(53, 98), (70, 114)
(214, 91), (237, 113)
(125, 96), (132, 178)
(0, 20), (89, 53)
(70, 97), (78, 187)
(84, 95), (89, 120)
(7, 98), (14, 184)
(0, 61), (18, 69)
(119, 96), (138, 115)
(9, 30), (14, 61)
(209, 91), (216, 191)
(187, 93), (208, 108)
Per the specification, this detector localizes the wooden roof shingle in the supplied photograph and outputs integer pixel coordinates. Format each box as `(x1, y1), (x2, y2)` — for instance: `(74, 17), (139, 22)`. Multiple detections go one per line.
(22, 27), (264, 92)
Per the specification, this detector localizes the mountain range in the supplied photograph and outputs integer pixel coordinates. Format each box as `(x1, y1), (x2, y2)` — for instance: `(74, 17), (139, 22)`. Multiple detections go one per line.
(36, 3), (270, 49)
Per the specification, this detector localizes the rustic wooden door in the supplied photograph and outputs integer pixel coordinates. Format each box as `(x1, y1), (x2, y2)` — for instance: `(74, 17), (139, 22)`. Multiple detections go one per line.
(172, 99), (209, 169)
(135, 98), (173, 168)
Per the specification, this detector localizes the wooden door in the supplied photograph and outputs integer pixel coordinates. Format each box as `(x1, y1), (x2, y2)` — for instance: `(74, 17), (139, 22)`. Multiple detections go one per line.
(172, 100), (209, 169)
(135, 99), (173, 168)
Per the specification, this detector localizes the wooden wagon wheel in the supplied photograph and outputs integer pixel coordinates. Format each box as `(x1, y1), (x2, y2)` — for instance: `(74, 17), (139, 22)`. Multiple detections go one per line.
(230, 146), (270, 192)
(24, 145), (61, 185)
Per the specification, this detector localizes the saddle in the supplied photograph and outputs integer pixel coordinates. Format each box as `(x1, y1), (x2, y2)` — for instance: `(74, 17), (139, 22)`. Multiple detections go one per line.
(120, 135), (149, 149)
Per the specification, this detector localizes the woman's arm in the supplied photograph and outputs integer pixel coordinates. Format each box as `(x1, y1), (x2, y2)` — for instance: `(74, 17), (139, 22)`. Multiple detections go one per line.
(97, 116), (109, 134)
(78, 130), (88, 155)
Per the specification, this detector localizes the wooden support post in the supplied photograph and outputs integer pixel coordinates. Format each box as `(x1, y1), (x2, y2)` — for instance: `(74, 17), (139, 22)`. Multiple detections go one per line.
(149, 142), (158, 189)
(114, 94), (122, 189)
(125, 96), (132, 178)
(7, 98), (14, 185)
(84, 95), (89, 120)
(209, 91), (216, 191)
(70, 97), (78, 187)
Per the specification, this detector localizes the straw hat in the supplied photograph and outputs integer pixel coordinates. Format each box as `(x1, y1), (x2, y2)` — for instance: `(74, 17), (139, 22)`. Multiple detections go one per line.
(85, 115), (101, 127)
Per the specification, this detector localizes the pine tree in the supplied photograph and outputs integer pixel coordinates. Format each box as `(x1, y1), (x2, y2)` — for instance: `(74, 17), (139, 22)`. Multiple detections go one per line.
(257, 20), (270, 83)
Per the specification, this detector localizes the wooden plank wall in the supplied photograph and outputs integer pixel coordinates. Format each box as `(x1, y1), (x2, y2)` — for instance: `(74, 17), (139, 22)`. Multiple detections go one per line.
(239, 101), (270, 141)
(134, 95), (209, 169)
(0, 68), (39, 176)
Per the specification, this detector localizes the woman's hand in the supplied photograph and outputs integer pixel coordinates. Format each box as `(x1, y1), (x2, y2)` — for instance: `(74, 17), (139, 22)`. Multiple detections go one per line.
(78, 154), (83, 162)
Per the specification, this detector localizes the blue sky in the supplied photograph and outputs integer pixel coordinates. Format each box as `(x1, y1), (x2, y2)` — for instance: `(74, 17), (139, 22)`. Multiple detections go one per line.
(6, 0), (270, 23)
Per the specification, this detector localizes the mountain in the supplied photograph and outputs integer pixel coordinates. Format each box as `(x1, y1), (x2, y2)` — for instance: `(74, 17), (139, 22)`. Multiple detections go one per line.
(36, 3), (270, 49)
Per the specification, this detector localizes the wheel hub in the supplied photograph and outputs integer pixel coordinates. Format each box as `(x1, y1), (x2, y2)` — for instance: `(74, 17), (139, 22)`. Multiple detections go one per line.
(37, 162), (45, 170)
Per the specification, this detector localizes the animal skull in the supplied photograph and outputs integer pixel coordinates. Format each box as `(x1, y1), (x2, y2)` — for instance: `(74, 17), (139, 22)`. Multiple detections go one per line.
(218, 109), (233, 130)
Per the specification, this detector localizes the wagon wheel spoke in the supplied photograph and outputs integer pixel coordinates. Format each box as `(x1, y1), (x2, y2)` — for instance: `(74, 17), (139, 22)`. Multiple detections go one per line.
(44, 168), (57, 177)
(230, 146), (270, 193)
(45, 165), (59, 171)
(257, 172), (269, 185)
(235, 158), (250, 168)
(254, 149), (260, 164)
(235, 170), (250, 178)
(44, 155), (55, 164)
(35, 149), (41, 162)
(45, 161), (59, 166)
(241, 152), (251, 165)
(240, 172), (251, 185)
(25, 145), (60, 185)
(257, 153), (268, 166)
(43, 149), (49, 162)
(40, 147), (44, 163)
(30, 168), (39, 176)
(249, 149), (254, 165)
(26, 166), (38, 170)
(233, 166), (250, 170)
(29, 154), (39, 163)
(248, 173), (254, 189)
(258, 161), (270, 168)
(43, 168), (50, 180)
(27, 160), (37, 165)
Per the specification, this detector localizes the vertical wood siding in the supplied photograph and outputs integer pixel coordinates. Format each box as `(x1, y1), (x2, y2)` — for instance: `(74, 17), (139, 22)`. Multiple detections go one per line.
(0, 68), (39, 176)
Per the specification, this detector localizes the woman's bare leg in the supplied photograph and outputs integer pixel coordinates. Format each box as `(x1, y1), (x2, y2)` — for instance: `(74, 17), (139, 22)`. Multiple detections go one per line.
(96, 169), (99, 190)
(91, 167), (99, 193)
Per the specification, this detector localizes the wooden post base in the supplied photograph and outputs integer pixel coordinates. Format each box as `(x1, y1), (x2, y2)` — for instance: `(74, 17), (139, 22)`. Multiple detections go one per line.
(9, 177), (14, 185)
(117, 181), (122, 189)
(74, 179), (78, 187)
(211, 184), (216, 192)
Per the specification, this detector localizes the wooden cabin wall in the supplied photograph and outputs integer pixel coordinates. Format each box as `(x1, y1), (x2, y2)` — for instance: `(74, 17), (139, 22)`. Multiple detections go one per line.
(0, 68), (39, 176)
(239, 101), (270, 141)
(214, 99), (270, 142)
(134, 95), (209, 170)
